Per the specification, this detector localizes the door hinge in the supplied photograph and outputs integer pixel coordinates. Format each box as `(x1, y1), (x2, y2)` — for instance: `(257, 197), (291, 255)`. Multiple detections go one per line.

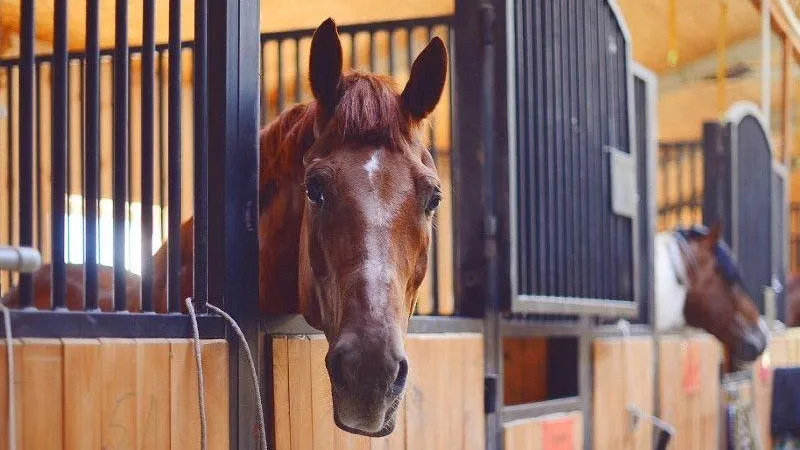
(484, 374), (498, 414)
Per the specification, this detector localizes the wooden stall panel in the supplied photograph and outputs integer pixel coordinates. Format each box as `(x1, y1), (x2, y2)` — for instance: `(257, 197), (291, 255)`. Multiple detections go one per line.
(63, 339), (102, 450)
(592, 336), (654, 450)
(503, 411), (583, 450)
(0, 338), (227, 450)
(271, 333), (484, 450)
(750, 330), (800, 449)
(137, 339), (171, 450)
(0, 340), (22, 450)
(658, 334), (722, 450)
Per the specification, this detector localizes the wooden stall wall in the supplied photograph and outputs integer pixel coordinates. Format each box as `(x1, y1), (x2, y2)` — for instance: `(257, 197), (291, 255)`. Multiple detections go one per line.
(592, 336), (654, 450)
(658, 334), (722, 450)
(271, 333), (484, 450)
(0, 338), (228, 450)
(503, 411), (584, 450)
(750, 328), (800, 449)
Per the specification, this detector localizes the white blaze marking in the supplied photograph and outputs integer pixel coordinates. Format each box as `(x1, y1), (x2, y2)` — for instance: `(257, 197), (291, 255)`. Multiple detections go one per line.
(364, 151), (381, 183)
(654, 232), (687, 332)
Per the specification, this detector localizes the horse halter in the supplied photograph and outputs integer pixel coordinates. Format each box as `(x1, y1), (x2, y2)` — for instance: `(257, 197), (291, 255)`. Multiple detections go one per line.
(671, 226), (745, 288)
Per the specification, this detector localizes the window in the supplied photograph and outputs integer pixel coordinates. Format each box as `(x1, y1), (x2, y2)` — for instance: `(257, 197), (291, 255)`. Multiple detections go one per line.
(65, 195), (165, 275)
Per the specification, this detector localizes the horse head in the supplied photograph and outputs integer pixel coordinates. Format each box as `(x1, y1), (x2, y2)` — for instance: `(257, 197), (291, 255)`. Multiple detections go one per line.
(295, 18), (447, 436)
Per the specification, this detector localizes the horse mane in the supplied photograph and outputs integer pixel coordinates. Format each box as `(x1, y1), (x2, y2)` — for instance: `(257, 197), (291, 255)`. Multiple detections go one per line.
(260, 70), (424, 193)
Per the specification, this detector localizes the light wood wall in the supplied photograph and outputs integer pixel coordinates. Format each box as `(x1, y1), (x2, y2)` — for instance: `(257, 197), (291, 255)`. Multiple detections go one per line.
(503, 411), (584, 450)
(0, 338), (229, 450)
(592, 336), (655, 450)
(658, 334), (722, 450)
(270, 333), (484, 450)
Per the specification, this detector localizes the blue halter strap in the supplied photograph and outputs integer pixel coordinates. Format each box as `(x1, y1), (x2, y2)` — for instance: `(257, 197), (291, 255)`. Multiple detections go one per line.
(674, 225), (745, 286)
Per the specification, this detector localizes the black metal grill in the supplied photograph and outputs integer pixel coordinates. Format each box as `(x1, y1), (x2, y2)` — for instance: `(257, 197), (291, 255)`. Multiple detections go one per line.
(0, 0), (227, 338)
(0, 10), (457, 333)
(513, 0), (633, 303)
(657, 140), (703, 231)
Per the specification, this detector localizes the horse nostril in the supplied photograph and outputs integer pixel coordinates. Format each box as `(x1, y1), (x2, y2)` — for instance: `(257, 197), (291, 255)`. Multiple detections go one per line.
(394, 359), (408, 391)
(328, 353), (347, 388)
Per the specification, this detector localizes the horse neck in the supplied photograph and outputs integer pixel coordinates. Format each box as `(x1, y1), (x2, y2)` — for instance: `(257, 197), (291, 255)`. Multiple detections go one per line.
(257, 104), (316, 315)
(654, 232), (688, 331)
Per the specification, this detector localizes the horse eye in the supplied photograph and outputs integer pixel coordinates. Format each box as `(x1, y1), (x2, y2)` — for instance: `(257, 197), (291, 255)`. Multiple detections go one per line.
(306, 178), (325, 205)
(426, 192), (442, 213)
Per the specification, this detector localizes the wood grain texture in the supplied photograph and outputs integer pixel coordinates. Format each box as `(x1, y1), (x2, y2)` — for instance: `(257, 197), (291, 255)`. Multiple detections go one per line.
(504, 412), (582, 450)
(169, 339), (201, 450)
(63, 339), (102, 450)
(137, 339), (171, 450)
(201, 339), (229, 450)
(272, 336), (291, 450)
(0, 340), (22, 450)
(101, 338), (139, 450)
(288, 336), (314, 450)
(593, 336), (654, 450)
(20, 339), (63, 449)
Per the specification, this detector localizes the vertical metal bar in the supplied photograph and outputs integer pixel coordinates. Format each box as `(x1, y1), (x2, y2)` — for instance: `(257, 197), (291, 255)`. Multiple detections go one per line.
(158, 51), (167, 239)
(35, 63), (42, 253)
(18, 0), (35, 308)
(276, 40), (284, 113)
(388, 30), (395, 77)
(66, 62), (72, 262)
(141, 0), (156, 312)
(261, 42), (268, 125)
(207, 1), (261, 448)
(369, 31), (377, 72)
(194, 0), (209, 309)
(294, 38), (301, 105)
(84, 0), (100, 310)
(113, 0), (129, 311)
(5, 67), (13, 291)
(51, 0), (69, 309)
(351, 32), (358, 70)
(127, 56), (133, 274)
(168, 0), (182, 313)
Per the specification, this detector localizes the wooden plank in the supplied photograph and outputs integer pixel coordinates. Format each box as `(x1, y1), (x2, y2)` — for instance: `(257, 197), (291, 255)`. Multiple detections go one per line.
(592, 337), (624, 449)
(658, 336), (686, 450)
(310, 335), (335, 450)
(21, 339), (63, 449)
(405, 335), (438, 450)
(697, 337), (721, 450)
(136, 339), (171, 450)
(288, 336), (314, 450)
(504, 419), (538, 450)
(0, 340), (23, 450)
(462, 334), (485, 450)
(169, 339), (201, 450)
(442, 336), (464, 448)
(272, 336), (291, 450)
(628, 338), (654, 450)
(202, 339), (229, 450)
(101, 339), (139, 450)
(63, 339), (102, 450)
(520, 338), (548, 404)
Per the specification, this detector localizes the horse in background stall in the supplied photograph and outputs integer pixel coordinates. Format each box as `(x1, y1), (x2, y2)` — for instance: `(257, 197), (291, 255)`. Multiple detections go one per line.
(785, 273), (800, 327)
(2, 18), (448, 438)
(654, 223), (769, 367)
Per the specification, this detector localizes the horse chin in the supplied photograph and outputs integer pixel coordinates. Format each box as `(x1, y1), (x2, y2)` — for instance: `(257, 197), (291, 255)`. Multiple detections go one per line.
(332, 396), (400, 437)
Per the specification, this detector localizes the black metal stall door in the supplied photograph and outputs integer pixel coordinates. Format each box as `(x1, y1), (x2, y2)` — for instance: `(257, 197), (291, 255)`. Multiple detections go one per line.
(703, 104), (784, 312)
(509, 0), (638, 317)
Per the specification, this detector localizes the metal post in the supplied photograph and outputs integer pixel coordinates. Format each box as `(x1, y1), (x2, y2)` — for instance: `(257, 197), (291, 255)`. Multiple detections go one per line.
(207, 1), (261, 448)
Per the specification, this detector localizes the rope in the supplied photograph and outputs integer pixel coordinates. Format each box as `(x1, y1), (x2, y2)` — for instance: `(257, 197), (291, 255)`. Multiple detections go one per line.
(186, 298), (268, 450)
(0, 302), (15, 450)
(185, 299), (208, 450)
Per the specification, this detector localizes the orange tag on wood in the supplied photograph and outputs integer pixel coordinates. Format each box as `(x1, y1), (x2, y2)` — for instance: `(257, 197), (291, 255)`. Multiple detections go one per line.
(542, 417), (575, 450)
(682, 341), (701, 395)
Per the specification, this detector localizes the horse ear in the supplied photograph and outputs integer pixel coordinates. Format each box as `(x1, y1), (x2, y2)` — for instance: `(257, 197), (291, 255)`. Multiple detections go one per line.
(309, 18), (343, 113)
(401, 37), (448, 120)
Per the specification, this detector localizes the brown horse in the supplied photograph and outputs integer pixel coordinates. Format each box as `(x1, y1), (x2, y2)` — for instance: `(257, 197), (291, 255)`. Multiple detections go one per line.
(784, 273), (800, 327)
(2, 18), (447, 437)
(655, 223), (768, 364)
